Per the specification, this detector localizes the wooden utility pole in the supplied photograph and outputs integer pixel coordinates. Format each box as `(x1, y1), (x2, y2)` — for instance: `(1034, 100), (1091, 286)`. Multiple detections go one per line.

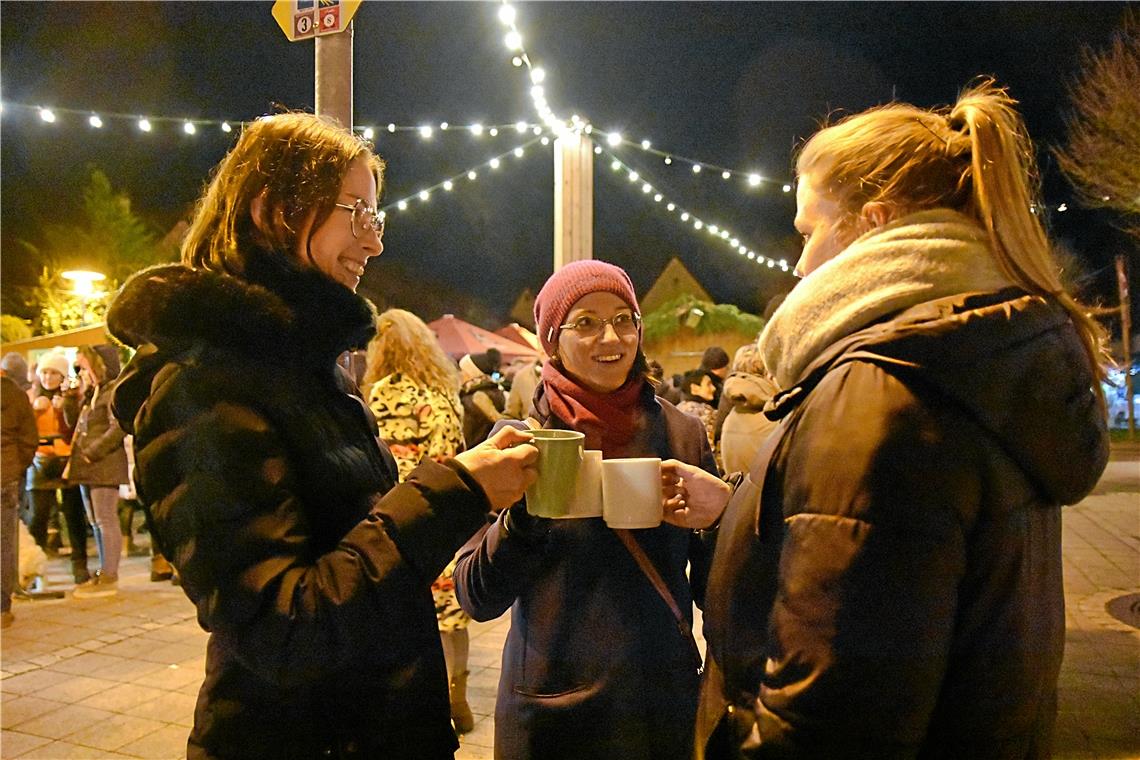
(553, 133), (594, 270)
(1116, 254), (1134, 439)
(315, 22), (353, 129)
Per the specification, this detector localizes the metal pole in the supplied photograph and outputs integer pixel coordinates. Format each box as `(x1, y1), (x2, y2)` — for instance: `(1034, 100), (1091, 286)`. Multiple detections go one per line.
(1116, 254), (1134, 439)
(314, 21), (353, 129)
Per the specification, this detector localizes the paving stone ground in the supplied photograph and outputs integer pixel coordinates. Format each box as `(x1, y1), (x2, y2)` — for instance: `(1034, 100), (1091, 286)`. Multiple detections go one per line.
(2, 455), (1136, 759)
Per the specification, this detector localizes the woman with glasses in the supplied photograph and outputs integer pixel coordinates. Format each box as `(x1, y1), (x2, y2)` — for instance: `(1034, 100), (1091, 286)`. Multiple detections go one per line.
(106, 112), (538, 760)
(454, 260), (724, 760)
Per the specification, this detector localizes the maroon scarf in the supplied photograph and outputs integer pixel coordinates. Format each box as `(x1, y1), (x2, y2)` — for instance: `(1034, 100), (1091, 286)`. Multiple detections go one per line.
(540, 360), (648, 457)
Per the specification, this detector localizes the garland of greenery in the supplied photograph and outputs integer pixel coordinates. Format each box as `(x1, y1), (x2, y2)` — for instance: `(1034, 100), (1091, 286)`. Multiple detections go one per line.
(641, 294), (765, 343)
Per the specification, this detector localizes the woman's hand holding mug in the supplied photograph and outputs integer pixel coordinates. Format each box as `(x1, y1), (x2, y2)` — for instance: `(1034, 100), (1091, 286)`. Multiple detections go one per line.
(660, 460), (732, 530)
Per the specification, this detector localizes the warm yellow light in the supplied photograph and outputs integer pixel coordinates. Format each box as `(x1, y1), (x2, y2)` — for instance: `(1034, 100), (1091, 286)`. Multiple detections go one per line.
(61, 270), (106, 297)
(498, 4), (516, 25)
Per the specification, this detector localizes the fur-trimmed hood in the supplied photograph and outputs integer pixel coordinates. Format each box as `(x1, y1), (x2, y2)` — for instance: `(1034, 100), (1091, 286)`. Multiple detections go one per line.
(107, 249), (376, 366)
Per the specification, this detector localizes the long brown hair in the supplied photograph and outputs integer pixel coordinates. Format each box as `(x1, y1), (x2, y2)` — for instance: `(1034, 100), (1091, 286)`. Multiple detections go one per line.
(363, 309), (459, 394)
(796, 78), (1107, 387)
(181, 112), (385, 275)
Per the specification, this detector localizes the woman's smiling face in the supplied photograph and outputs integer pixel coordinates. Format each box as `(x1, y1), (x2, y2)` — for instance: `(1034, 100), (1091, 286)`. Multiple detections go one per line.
(557, 291), (640, 394)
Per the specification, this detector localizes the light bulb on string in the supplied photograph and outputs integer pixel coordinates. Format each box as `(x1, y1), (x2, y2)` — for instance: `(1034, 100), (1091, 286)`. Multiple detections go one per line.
(419, 125), (433, 139)
(398, 200), (408, 210)
(721, 171), (731, 180)
(782, 184), (792, 192)
(221, 122), (232, 133)
(443, 180), (454, 191)
(664, 156), (672, 165)
(489, 157), (501, 169)
(692, 164), (702, 173)
(39, 107), (56, 123)
(641, 139), (651, 149)
(470, 123), (484, 135)
(388, 123), (396, 133)
(606, 132), (622, 147)
(542, 136), (551, 146)
(653, 193), (663, 203)
(515, 120), (527, 133)
(530, 67), (546, 84)
(593, 145), (601, 154)
(611, 160), (621, 171)
(440, 122), (449, 130)
(489, 127), (499, 136)
(667, 203), (676, 211)
(468, 170), (477, 180)
(419, 190), (430, 202)
(642, 183), (652, 194)
(498, 4), (516, 25)
(88, 114), (103, 128)
(514, 147), (524, 157)
(362, 127), (374, 140)
(183, 121), (196, 135)
(138, 118), (152, 132)
(505, 30), (522, 50)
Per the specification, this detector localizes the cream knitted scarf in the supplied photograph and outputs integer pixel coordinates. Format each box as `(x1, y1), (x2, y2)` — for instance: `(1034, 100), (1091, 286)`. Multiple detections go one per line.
(759, 209), (1014, 389)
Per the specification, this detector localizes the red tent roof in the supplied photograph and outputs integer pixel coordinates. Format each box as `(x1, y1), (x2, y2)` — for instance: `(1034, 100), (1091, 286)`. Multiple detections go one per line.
(494, 323), (542, 353)
(428, 314), (540, 362)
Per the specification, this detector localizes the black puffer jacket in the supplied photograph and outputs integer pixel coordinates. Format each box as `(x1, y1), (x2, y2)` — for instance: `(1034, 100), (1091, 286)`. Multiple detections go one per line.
(108, 252), (490, 760)
(698, 289), (1108, 760)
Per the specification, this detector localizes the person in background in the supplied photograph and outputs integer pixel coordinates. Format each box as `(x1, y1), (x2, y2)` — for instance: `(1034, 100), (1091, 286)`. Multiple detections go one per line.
(106, 112), (537, 760)
(503, 354), (543, 420)
(676, 368), (718, 452)
(459, 349), (506, 446)
(68, 345), (129, 599)
(670, 80), (1109, 758)
(2, 365), (39, 627)
(699, 346), (730, 406)
(25, 351), (89, 584)
(362, 307), (476, 733)
(717, 343), (780, 475)
(2, 352), (32, 393)
(455, 260), (722, 760)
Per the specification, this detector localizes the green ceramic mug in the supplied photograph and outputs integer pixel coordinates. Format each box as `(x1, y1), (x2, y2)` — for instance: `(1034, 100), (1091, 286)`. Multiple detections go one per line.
(525, 430), (586, 518)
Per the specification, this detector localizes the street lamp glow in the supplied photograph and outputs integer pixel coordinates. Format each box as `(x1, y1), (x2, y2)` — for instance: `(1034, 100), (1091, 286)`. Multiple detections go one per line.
(61, 270), (106, 297)
(88, 114), (103, 128)
(183, 121), (196, 135)
(606, 132), (622, 147)
(498, 4), (516, 25)
(39, 108), (56, 123)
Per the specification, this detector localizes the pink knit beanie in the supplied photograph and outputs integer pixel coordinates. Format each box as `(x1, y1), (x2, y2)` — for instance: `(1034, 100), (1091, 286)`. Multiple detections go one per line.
(533, 260), (640, 355)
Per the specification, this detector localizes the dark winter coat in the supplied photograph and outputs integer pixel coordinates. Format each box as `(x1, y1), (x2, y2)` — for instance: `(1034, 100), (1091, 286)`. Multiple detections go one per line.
(697, 290), (1109, 760)
(107, 251), (492, 760)
(2, 374), (38, 485)
(454, 384), (718, 760)
(68, 381), (129, 487)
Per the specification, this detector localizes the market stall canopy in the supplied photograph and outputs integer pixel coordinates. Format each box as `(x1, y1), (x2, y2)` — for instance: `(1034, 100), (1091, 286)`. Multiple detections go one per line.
(428, 314), (540, 362)
(495, 323), (542, 353)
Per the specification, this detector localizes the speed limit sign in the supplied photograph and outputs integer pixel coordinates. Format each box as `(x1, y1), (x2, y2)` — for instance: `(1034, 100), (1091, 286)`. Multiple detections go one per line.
(272, 0), (362, 42)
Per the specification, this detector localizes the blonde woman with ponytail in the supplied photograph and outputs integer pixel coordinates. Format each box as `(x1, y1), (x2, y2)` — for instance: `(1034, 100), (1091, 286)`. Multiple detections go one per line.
(671, 80), (1110, 759)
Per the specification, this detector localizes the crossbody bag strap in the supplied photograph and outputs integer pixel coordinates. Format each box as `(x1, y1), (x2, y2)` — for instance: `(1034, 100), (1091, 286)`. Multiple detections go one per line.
(614, 528), (703, 674)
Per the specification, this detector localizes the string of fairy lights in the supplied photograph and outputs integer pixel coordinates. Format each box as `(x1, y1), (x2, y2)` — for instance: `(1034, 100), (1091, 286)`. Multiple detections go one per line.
(0, 101), (548, 141)
(493, 1), (788, 271)
(380, 135), (549, 216)
(602, 150), (790, 272)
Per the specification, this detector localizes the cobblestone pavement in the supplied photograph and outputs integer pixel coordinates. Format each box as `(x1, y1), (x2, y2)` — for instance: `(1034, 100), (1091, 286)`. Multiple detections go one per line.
(2, 456), (1136, 759)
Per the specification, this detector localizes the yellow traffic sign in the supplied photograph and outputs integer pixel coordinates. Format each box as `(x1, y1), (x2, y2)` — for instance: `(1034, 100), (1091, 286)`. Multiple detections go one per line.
(272, 0), (362, 42)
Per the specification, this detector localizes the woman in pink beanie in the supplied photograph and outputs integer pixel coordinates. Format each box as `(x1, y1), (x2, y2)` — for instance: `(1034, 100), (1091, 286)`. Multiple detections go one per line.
(454, 259), (724, 759)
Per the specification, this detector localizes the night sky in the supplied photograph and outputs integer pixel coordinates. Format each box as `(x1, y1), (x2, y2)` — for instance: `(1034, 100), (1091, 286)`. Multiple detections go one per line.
(1, 1), (1132, 327)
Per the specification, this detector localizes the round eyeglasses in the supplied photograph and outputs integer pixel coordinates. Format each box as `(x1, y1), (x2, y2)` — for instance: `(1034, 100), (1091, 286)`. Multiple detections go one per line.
(333, 199), (385, 239)
(557, 312), (641, 339)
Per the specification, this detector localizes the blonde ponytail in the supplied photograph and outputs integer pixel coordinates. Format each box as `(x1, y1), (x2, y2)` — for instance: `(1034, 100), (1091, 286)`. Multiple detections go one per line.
(797, 78), (1108, 390)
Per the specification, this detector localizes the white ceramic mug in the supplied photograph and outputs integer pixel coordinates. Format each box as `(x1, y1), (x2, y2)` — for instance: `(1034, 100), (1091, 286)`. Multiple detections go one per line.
(602, 457), (663, 529)
(561, 449), (603, 519)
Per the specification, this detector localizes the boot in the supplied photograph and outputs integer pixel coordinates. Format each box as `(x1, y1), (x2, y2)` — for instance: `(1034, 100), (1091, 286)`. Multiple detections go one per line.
(72, 561), (91, 585)
(150, 553), (174, 582)
(449, 670), (474, 734)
